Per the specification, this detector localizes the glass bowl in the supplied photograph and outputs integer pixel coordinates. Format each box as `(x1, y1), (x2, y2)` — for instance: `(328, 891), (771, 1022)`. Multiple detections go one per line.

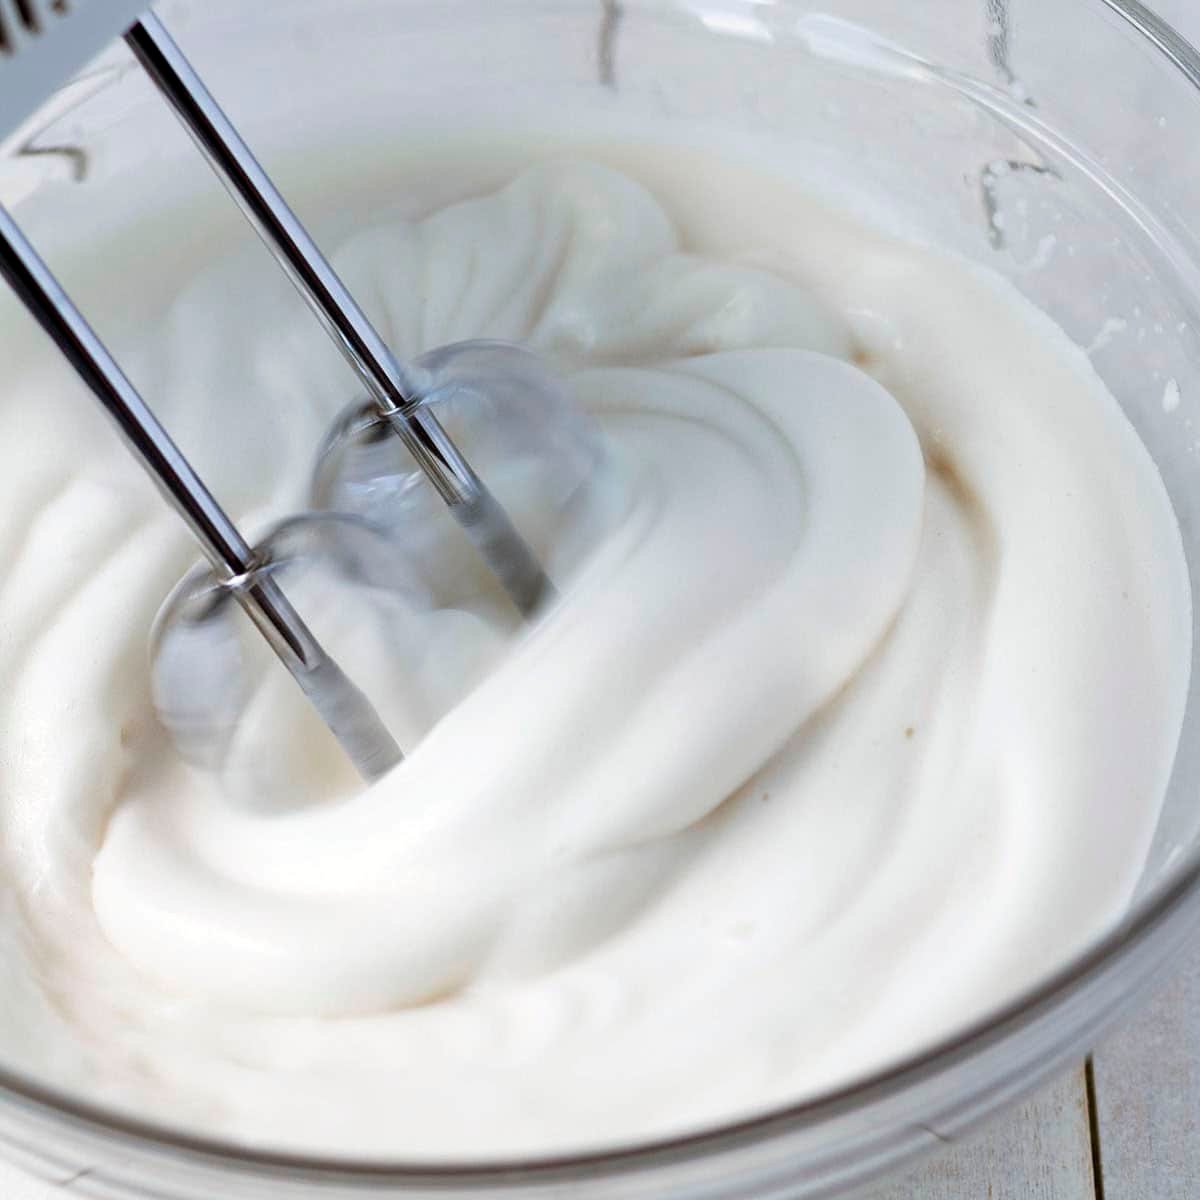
(2, 0), (1200, 1195)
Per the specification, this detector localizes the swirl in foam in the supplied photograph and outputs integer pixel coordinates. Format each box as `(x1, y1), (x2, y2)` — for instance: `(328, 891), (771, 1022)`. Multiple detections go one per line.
(0, 157), (1188, 1156)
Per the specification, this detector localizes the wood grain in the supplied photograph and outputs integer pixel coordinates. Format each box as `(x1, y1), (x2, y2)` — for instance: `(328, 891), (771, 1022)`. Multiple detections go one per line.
(869, 1069), (1096, 1200)
(1091, 940), (1200, 1200)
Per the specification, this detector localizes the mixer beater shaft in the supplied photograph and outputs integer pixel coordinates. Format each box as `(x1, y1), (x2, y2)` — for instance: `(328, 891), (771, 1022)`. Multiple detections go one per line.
(124, 12), (555, 618)
(0, 6), (562, 782)
(0, 203), (403, 780)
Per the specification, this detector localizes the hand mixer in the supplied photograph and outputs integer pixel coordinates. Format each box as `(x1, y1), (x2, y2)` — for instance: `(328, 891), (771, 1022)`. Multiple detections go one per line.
(0, 1), (576, 782)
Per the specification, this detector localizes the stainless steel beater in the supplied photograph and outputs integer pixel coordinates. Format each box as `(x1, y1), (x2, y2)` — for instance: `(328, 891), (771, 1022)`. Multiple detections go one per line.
(0, 4), (556, 781)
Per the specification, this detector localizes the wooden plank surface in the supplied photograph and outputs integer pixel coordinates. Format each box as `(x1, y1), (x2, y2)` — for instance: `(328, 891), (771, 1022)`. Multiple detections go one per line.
(1091, 938), (1200, 1199)
(868, 1068), (1096, 1200)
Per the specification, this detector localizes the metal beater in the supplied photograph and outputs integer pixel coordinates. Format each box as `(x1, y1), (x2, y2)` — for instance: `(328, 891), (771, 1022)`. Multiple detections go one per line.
(0, 4), (564, 781)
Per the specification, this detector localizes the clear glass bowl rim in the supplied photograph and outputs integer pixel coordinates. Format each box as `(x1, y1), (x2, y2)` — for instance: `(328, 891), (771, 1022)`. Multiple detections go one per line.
(2, 0), (1200, 1186)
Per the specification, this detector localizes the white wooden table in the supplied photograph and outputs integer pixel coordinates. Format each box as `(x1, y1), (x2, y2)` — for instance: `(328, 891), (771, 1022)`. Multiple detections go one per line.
(862, 936), (1200, 1200)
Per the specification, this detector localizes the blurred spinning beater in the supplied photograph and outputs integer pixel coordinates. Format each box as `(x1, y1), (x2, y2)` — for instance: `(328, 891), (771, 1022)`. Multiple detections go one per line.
(0, 3), (600, 780)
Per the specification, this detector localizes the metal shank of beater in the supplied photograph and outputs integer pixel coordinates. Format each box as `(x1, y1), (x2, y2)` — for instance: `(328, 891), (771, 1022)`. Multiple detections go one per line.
(124, 11), (555, 618)
(0, 203), (401, 781)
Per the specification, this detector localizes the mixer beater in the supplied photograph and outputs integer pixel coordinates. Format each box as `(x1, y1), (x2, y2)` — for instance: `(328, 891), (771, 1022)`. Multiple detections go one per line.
(0, 5), (582, 781)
